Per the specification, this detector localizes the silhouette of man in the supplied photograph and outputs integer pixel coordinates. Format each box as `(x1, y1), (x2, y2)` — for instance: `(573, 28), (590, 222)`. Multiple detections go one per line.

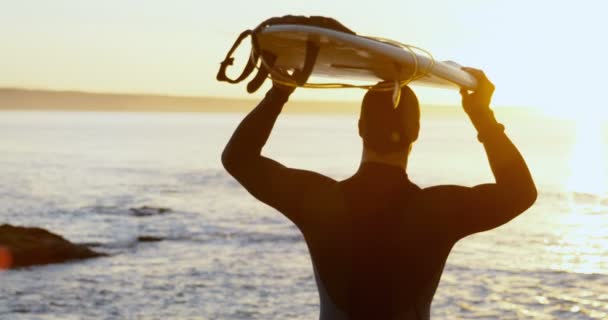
(222, 68), (537, 319)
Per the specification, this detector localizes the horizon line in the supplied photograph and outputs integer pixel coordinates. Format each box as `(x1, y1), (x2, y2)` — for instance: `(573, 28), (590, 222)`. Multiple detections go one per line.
(0, 86), (533, 110)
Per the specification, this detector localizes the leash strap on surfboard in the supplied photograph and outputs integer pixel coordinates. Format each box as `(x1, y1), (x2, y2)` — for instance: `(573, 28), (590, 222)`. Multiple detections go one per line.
(216, 16), (436, 107)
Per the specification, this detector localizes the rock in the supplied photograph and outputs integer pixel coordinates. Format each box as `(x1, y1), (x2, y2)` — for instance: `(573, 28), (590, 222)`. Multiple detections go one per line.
(137, 236), (164, 242)
(129, 206), (172, 217)
(0, 224), (105, 269)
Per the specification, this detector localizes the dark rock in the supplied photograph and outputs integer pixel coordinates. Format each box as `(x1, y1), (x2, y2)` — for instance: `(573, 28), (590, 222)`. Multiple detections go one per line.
(0, 224), (105, 269)
(137, 236), (164, 242)
(129, 206), (172, 217)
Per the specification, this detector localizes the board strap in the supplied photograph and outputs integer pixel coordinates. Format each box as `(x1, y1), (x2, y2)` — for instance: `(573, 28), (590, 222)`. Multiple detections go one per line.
(217, 15), (355, 93)
(216, 29), (257, 84)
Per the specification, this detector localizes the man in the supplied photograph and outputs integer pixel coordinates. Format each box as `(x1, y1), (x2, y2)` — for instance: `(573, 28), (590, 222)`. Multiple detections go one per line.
(222, 68), (537, 319)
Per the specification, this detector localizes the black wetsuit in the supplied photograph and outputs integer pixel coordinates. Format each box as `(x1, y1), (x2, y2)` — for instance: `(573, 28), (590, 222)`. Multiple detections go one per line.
(222, 88), (536, 320)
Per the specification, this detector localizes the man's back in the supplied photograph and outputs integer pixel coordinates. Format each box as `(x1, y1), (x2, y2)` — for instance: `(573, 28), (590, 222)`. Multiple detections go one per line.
(302, 162), (454, 319)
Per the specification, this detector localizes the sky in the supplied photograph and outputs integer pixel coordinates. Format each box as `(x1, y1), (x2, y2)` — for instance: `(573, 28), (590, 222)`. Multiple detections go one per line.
(1, 0), (607, 115)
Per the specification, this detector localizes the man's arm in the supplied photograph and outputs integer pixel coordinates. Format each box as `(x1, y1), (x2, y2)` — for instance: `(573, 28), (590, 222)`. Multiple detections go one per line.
(424, 68), (537, 237)
(221, 85), (335, 227)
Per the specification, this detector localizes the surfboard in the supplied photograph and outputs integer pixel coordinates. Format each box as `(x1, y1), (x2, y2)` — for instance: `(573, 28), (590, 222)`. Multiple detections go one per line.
(256, 25), (477, 90)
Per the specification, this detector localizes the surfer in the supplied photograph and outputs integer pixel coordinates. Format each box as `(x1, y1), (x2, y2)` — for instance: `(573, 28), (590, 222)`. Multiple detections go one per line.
(222, 68), (537, 319)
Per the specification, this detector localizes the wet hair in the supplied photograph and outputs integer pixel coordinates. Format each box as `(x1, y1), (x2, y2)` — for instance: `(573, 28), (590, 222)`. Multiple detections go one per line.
(359, 85), (420, 154)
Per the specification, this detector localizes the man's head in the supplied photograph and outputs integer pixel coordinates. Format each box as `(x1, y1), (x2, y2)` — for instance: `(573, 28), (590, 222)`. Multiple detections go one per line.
(358, 84), (420, 155)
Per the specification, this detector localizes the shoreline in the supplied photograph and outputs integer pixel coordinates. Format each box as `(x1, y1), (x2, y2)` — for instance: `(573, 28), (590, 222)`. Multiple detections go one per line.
(0, 88), (532, 116)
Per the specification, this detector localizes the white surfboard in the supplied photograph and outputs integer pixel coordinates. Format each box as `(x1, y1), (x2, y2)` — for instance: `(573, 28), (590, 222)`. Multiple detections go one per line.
(256, 25), (477, 90)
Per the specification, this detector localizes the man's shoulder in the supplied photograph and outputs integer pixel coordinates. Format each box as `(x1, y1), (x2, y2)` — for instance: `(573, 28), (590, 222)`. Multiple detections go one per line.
(289, 168), (338, 186)
(414, 184), (474, 212)
(419, 184), (471, 195)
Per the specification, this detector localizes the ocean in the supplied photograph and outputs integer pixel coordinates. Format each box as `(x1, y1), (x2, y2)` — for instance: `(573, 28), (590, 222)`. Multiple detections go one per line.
(1, 110), (608, 319)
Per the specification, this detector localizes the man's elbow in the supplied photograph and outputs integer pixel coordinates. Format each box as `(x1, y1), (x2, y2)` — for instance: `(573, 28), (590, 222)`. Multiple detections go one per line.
(498, 180), (537, 216)
(524, 185), (537, 208)
(221, 147), (253, 178)
(515, 182), (538, 212)
(221, 148), (239, 175)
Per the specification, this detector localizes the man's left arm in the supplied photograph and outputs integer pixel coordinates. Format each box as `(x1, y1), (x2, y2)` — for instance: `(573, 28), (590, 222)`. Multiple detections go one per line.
(221, 86), (335, 226)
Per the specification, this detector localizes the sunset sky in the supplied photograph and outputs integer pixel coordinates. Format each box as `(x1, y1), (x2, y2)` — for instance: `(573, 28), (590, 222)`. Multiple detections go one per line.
(1, 0), (606, 116)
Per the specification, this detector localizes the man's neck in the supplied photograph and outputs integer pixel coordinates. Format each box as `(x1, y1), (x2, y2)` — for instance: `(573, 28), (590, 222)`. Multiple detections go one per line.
(361, 147), (409, 170)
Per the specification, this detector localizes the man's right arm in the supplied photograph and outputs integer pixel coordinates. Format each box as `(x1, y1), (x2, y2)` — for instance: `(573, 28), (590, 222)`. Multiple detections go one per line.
(424, 68), (537, 237)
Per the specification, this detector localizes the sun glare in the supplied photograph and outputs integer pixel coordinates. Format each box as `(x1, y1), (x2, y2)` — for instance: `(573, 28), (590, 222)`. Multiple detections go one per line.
(566, 115), (608, 197)
(549, 212), (608, 274)
(550, 114), (608, 275)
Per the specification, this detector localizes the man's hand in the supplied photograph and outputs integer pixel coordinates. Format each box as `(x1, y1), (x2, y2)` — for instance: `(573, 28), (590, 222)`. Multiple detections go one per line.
(460, 67), (495, 114)
(459, 67), (503, 141)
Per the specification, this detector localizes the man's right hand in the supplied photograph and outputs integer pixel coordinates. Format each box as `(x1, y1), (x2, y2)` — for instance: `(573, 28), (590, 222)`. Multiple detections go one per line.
(459, 67), (495, 115)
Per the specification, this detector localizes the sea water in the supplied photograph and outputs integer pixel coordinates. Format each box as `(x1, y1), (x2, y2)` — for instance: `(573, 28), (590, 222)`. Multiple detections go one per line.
(1, 110), (608, 319)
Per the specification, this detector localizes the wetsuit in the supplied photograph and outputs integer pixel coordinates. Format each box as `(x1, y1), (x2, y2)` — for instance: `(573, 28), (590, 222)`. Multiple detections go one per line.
(222, 87), (536, 320)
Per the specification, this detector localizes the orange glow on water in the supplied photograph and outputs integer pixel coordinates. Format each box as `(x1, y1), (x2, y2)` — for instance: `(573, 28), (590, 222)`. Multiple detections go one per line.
(0, 246), (12, 270)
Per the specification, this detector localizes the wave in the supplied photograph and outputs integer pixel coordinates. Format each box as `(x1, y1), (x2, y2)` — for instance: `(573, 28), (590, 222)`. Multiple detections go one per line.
(446, 263), (608, 279)
(175, 169), (240, 189)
